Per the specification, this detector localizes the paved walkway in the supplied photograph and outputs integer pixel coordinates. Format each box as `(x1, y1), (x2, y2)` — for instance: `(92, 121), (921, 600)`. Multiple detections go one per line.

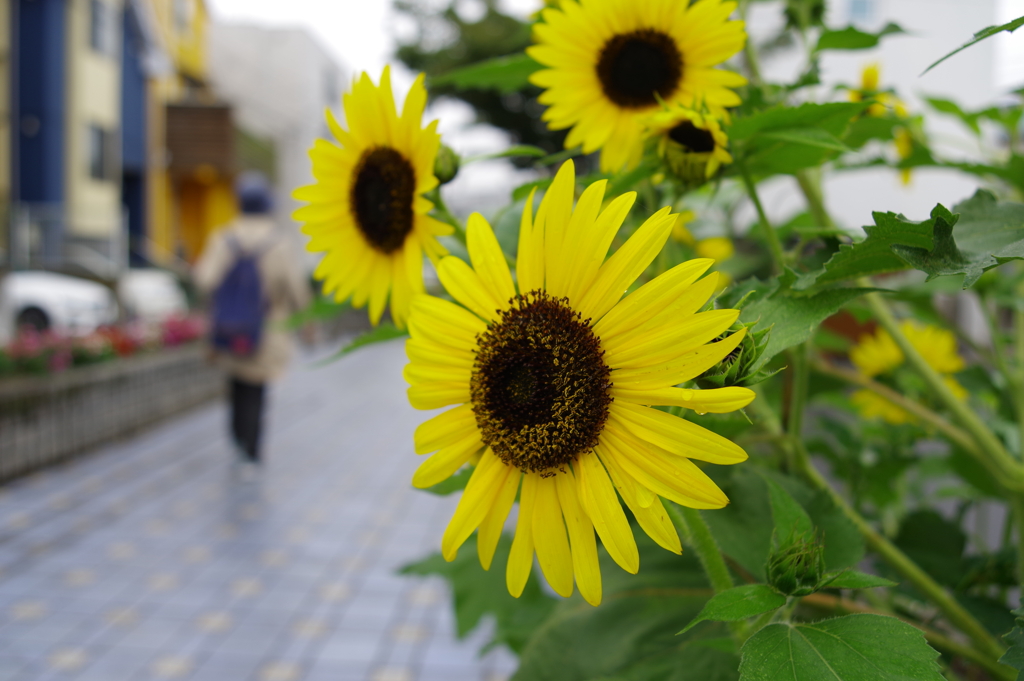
(0, 340), (516, 681)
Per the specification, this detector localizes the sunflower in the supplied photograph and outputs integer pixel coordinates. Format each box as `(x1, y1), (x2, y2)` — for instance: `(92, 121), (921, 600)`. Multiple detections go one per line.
(849, 321), (966, 424)
(293, 66), (452, 329)
(646, 106), (733, 184)
(528, 0), (747, 172)
(404, 160), (753, 605)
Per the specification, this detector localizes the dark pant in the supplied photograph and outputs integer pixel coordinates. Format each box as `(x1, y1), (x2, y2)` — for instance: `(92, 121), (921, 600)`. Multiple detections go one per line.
(230, 378), (265, 462)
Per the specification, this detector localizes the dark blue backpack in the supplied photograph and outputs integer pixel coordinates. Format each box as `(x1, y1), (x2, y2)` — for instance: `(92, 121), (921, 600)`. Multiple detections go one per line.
(212, 235), (274, 357)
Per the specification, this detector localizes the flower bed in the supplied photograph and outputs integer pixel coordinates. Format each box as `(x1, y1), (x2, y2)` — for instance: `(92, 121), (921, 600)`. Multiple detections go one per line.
(0, 318), (221, 483)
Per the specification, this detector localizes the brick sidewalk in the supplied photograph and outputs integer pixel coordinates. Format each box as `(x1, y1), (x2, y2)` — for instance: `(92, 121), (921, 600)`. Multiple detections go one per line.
(0, 340), (515, 681)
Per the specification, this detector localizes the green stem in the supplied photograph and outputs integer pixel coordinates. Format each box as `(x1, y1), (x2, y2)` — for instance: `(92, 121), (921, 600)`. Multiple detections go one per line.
(864, 291), (1024, 489)
(668, 504), (734, 594)
(738, 163), (785, 274)
(428, 189), (466, 245)
(749, 386), (1007, 661)
(810, 358), (988, 468)
(1012, 496), (1024, 586)
(1014, 280), (1024, 456)
(737, 0), (764, 87)
(794, 168), (836, 229)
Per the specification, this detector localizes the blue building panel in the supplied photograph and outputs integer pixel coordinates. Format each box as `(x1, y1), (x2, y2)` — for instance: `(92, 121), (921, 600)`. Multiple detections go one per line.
(121, 5), (147, 173)
(17, 0), (67, 204)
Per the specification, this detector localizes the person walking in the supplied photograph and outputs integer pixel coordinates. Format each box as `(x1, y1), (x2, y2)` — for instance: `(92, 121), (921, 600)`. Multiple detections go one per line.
(194, 172), (311, 467)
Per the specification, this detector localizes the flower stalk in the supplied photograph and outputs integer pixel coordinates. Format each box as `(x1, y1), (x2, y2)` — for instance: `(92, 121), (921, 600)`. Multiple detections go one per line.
(738, 162), (785, 274)
(864, 291), (1024, 489)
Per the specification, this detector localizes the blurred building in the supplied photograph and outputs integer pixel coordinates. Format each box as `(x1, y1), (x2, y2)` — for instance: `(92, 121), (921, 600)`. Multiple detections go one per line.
(206, 22), (347, 260)
(1, 0), (279, 279)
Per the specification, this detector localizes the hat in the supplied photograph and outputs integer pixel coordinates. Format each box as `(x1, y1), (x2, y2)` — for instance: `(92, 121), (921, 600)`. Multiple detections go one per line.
(236, 171), (273, 214)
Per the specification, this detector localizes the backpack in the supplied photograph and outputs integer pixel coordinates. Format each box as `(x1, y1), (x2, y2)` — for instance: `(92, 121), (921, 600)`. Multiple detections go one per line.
(211, 234), (275, 357)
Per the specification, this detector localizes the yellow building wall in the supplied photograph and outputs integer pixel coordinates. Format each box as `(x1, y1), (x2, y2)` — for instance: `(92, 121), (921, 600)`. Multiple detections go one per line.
(147, 0), (234, 265)
(65, 0), (124, 239)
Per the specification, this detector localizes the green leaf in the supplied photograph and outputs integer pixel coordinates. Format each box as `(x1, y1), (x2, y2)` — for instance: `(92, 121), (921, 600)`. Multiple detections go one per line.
(893, 510), (966, 588)
(401, 534), (556, 654)
(811, 209), (938, 287)
(467, 144), (548, 161)
(430, 52), (542, 94)
(924, 15), (1024, 74)
(680, 585), (786, 634)
(766, 478), (813, 542)
(820, 570), (898, 589)
(739, 614), (944, 681)
(313, 322), (407, 366)
(999, 602), (1024, 671)
(512, 534), (739, 681)
(730, 103), (865, 176)
(283, 295), (351, 329)
(730, 102), (866, 141)
(815, 22), (904, 51)
(926, 97), (982, 135)
(892, 191), (1024, 288)
(737, 277), (872, 373)
(760, 128), (851, 152)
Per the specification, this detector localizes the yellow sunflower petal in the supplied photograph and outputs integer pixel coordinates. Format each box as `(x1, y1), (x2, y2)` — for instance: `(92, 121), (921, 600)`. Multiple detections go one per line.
(576, 452), (639, 574)
(555, 469), (602, 606)
(412, 432), (483, 489)
(409, 295), (487, 345)
(598, 447), (681, 554)
(478, 468), (521, 571)
(467, 213), (516, 306)
(609, 401), (748, 465)
(577, 207), (675, 322)
(413, 403), (478, 455)
(441, 451), (508, 561)
(532, 474), (574, 597)
(437, 256), (505, 322)
(517, 188), (544, 293)
(507, 472), (538, 598)
(602, 425), (729, 509)
(611, 328), (747, 388)
(407, 383), (470, 411)
(593, 259), (713, 340)
(610, 386), (756, 414)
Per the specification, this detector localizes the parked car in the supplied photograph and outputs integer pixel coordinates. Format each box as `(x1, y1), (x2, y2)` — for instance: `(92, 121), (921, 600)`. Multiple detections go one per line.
(0, 271), (118, 345)
(117, 269), (188, 323)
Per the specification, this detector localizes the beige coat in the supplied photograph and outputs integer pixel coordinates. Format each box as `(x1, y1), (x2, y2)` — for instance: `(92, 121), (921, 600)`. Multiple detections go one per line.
(193, 216), (311, 384)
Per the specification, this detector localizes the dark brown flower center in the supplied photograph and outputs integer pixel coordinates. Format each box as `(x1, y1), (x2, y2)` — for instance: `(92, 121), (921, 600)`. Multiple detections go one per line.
(351, 147), (415, 254)
(597, 29), (683, 109)
(669, 121), (716, 153)
(470, 291), (612, 474)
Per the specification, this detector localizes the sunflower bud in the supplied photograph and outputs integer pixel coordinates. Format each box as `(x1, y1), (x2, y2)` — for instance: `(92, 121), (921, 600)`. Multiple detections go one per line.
(644, 107), (732, 190)
(434, 144), (460, 185)
(697, 321), (774, 388)
(767, 532), (826, 597)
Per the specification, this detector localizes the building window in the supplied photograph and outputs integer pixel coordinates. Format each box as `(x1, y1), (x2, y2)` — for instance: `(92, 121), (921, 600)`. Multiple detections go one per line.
(89, 0), (118, 56)
(88, 125), (117, 181)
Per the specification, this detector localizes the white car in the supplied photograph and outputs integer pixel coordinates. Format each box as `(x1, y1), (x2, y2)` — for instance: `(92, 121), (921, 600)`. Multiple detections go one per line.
(117, 269), (188, 324)
(0, 271), (119, 344)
